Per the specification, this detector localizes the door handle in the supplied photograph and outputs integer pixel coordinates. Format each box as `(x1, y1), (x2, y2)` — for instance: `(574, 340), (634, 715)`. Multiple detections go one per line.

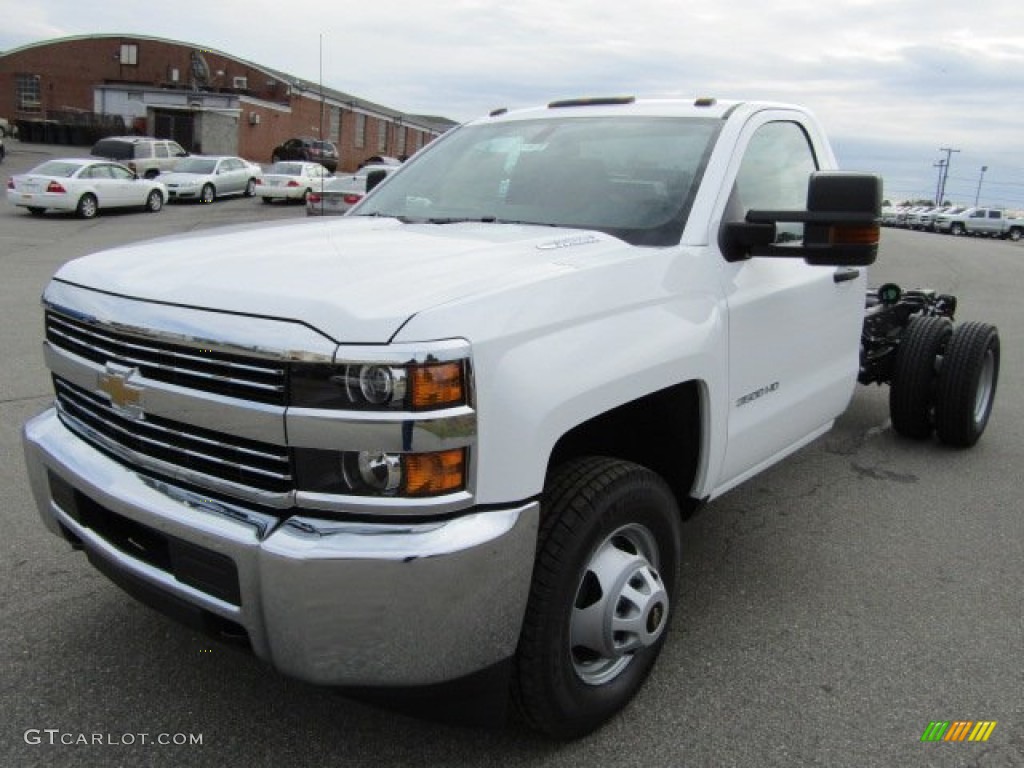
(833, 267), (861, 284)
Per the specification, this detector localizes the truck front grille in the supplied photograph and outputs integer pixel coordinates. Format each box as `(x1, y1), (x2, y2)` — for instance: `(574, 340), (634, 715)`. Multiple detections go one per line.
(55, 377), (292, 494)
(46, 311), (287, 406)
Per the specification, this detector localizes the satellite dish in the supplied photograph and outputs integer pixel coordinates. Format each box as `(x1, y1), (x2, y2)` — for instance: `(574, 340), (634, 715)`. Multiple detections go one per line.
(191, 51), (210, 85)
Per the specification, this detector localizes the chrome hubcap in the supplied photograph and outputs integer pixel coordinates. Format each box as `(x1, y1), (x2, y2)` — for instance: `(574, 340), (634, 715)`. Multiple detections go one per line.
(570, 524), (668, 686)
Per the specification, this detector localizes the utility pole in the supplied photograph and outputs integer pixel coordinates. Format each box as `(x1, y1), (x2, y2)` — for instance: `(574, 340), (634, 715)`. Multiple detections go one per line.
(318, 33), (325, 141)
(975, 166), (988, 206)
(937, 147), (960, 204)
(933, 159), (947, 205)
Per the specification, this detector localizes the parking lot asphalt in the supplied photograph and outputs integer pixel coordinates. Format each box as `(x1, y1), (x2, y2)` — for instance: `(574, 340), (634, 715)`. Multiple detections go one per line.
(2, 140), (1022, 767)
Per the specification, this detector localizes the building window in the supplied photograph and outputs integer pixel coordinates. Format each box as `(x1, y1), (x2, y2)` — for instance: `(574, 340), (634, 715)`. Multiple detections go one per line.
(377, 119), (388, 152)
(120, 43), (139, 66)
(354, 113), (365, 149)
(15, 73), (41, 114)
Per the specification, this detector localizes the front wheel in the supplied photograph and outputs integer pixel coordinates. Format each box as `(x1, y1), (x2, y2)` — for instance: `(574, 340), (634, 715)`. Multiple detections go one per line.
(514, 457), (681, 739)
(76, 193), (98, 219)
(145, 190), (163, 213)
(934, 322), (1000, 447)
(200, 183), (215, 204)
(950, 222), (966, 236)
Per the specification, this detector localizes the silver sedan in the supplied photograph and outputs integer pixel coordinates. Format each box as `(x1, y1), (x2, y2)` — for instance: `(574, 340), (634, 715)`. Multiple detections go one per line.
(161, 156), (262, 203)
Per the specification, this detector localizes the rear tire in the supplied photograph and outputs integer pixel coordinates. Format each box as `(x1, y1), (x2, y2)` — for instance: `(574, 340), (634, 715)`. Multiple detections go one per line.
(244, 178), (256, 197)
(889, 316), (952, 439)
(76, 193), (98, 219)
(934, 322), (1000, 447)
(27, 206), (45, 216)
(261, 197), (273, 205)
(513, 457), (681, 739)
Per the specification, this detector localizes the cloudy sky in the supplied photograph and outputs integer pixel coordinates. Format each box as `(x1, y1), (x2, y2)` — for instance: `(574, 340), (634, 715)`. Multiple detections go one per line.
(3, 0), (1023, 207)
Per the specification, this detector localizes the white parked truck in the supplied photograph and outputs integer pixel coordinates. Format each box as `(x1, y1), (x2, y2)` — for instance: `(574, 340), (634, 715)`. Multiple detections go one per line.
(963, 207), (1024, 240)
(22, 97), (1001, 738)
(935, 206), (1024, 239)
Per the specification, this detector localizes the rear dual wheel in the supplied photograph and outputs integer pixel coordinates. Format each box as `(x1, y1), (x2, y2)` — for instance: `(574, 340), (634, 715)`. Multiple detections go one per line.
(934, 322), (1000, 447)
(890, 317), (999, 447)
(514, 457), (681, 739)
(890, 316), (951, 439)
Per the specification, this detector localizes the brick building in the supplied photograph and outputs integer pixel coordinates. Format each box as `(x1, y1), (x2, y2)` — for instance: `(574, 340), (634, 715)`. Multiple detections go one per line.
(0, 34), (455, 171)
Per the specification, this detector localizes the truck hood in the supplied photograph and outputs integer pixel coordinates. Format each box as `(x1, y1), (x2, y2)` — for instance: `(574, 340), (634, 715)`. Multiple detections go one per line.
(54, 217), (627, 343)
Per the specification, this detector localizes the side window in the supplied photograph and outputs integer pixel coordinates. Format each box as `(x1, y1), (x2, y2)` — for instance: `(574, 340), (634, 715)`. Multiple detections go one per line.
(154, 143), (169, 159)
(988, 210), (1001, 219)
(732, 121), (818, 244)
(108, 165), (133, 180)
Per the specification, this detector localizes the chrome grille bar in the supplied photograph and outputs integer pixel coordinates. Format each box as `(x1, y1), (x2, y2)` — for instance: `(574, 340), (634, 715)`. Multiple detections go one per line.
(55, 377), (292, 493)
(46, 311), (287, 405)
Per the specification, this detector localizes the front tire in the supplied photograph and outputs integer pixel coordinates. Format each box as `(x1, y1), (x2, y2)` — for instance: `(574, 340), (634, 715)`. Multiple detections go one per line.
(200, 183), (215, 204)
(145, 190), (163, 213)
(950, 222), (965, 236)
(514, 457), (681, 739)
(934, 322), (1000, 447)
(76, 193), (98, 219)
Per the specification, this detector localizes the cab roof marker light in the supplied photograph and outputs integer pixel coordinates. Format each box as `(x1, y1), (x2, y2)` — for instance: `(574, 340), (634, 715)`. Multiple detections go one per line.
(694, 97), (717, 107)
(489, 107), (508, 117)
(547, 96), (636, 109)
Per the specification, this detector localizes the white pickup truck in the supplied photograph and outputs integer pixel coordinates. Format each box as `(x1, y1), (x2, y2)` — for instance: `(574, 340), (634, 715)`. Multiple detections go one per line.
(935, 206), (1024, 240)
(22, 97), (1000, 738)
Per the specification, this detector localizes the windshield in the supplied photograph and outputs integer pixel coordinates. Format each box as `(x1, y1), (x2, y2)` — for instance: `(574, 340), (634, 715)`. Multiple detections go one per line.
(173, 158), (219, 174)
(354, 116), (721, 246)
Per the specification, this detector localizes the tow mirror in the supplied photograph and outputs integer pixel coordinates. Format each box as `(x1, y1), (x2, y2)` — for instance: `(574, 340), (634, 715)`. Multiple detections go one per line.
(721, 172), (882, 266)
(365, 169), (388, 193)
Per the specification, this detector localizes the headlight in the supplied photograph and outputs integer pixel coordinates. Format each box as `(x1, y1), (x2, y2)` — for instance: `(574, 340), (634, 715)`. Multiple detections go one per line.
(292, 360), (467, 411)
(296, 447), (467, 497)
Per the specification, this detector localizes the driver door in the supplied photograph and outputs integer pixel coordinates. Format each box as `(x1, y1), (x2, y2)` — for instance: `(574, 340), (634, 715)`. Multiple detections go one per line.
(713, 116), (865, 490)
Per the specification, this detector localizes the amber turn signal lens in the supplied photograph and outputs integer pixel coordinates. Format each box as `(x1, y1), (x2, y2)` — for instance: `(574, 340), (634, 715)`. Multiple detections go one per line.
(403, 449), (466, 496)
(409, 363), (465, 409)
(831, 224), (880, 246)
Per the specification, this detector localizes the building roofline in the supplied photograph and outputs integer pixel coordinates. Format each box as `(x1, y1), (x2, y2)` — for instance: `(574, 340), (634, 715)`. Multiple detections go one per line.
(1, 33), (458, 135)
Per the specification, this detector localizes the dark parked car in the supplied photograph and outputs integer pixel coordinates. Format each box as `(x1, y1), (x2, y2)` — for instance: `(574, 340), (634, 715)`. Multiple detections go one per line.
(270, 138), (338, 173)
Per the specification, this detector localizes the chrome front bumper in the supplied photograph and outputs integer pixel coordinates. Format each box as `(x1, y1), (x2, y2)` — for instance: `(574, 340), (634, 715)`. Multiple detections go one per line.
(23, 407), (539, 686)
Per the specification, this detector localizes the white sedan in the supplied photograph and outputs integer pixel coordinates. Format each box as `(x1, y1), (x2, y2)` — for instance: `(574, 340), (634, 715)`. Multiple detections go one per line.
(6, 157), (166, 218)
(255, 161), (331, 204)
(161, 155), (262, 203)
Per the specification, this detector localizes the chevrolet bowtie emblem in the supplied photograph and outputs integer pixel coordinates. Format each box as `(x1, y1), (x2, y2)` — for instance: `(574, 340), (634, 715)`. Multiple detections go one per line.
(97, 365), (145, 419)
